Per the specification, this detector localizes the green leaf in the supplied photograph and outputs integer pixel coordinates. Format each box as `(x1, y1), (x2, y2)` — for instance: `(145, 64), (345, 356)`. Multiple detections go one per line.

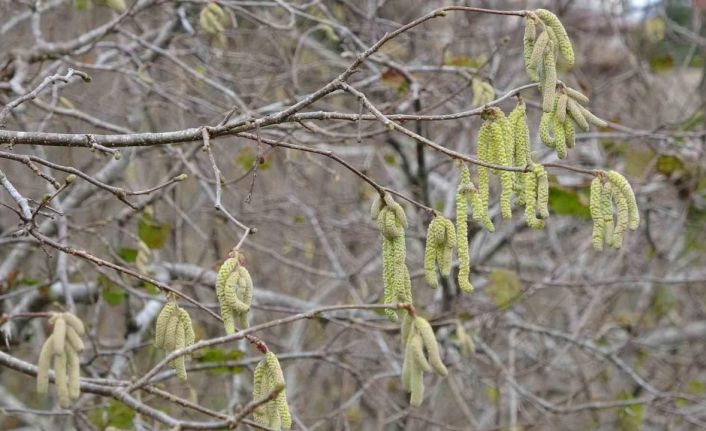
(143, 282), (160, 296)
(117, 247), (138, 263)
(90, 400), (134, 428)
(98, 275), (125, 306)
(138, 212), (170, 250)
(624, 148), (656, 178)
(196, 348), (245, 374)
(655, 155), (685, 177)
(486, 269), (521, 310)
(648, 53), (674, 73)
(74, 0), (91, 10)
(548, 186), (591, 219)
(235, 147), (271, 172)
(616, 390), (644, 431)
(649, 285), (677, 319)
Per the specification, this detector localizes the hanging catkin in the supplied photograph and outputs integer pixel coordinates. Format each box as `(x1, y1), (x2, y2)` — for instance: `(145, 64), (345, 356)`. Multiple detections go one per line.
(401, 315), (448, 407)
(36, 312), (85, 408)
(424, 215), (456, 289)
(252, 352), (292, 429)
(154, 300), (197, 381)
(455, 163), (474, 293)
(215, 251), (254, 333)
(523, 16), (539, 81)
(534, 9), (575, 66)
(475, 121), (495, 232)
(372, 193), (412, 321)
(589, 171), (639, 250)
(471, 77), (495, 107)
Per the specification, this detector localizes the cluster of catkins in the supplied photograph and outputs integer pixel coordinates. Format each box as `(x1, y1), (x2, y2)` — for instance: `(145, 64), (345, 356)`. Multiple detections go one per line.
(401, 315), (448, 406)
(523, 9), (607, 159)
(471, 77), (495, 107)
(252, 352), (292, 429)
(154, 301), (196, 381)
(199, 2), (229, 35)
(590, 171), (640, 250)
(371, 193), (413, 321)
(475, 101), (546, 231)
(540, 85), (607, 159)
(215, 251), (254, 333)
(36, 312), (85, 408)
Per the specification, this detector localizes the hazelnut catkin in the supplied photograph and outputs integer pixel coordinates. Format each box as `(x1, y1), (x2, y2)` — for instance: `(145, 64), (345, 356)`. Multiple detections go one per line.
(36, 313), (86, 407)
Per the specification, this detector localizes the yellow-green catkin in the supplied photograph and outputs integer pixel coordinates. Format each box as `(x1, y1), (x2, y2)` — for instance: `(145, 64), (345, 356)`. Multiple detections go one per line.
(529, 31), (549, 72)
(535, 164), (550, 219)
(509, 99), (530, 206)
(498, 116), (515, 219)
(523, 17), (539, 81)
(607, 171), (640, 230)
(401, 316), (448, 407)
(564, 117), (576, 148)
(566, 87), (590, 104)
(374, 194), (411, 321)
(552, 100), (567, 159)
(456, 164), (474, 293)
(199, 2), (229, 34)
(472, 78), (495, 107)
(539, 110), (555, 149)
(475, 122), (495, 232)
(215, 253), (254, 333)
(36, 313), (85, 407)
(567, 98), (589, 131)
(534, 9), (575, 66)
(602, 182), (616, 248)
(456, 322), (475, 358)
(542, 48), (557, 113)
(590, 177), (606, 250)
(155, 302), (196, 381)
(253, 352), (292, 429)
(523, 166), (544, 229)
(424, 216), (456, 288)
(486, 110), (513, 219)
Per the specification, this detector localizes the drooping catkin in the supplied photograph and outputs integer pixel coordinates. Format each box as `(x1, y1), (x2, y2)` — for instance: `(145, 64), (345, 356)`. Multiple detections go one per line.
(66, 347), (81, 400)
(401, 315), (448, 407)
(154, 301), (196, 381)
(539, 111), (555, 149)
(552, 101), (567, 159)
(471, 77), (495, 107)
(523, 17), (539, 81)
(529, 31), (549, 72)
(523, 166), (544, 229)
(590, 177), (606, 250)
(423, 216), (456, 289)
(252, 352), (292, 429)
(566, 87), (590, 104)
(199, 2), (229, 34)
(36, 335), (53, 395)
(602, 182), (616, 248)
(373, 194), (411, 321)
(557, 92), (568, 124)
(564, 117), (576, 148)
(567, 98), (589, 131)
(136, 239), (151, 275)
(455, 164), (474, 293)
(607, 170), (639, 230)
(456, 322), (475, 358)
(534, 9), (575, 66)
(475, 122), (495, 232)
(36, 312), (85, 407)
(542, 49), (557, 113)
(215, 253), (254, 333)
(535, 164), (550, 219)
